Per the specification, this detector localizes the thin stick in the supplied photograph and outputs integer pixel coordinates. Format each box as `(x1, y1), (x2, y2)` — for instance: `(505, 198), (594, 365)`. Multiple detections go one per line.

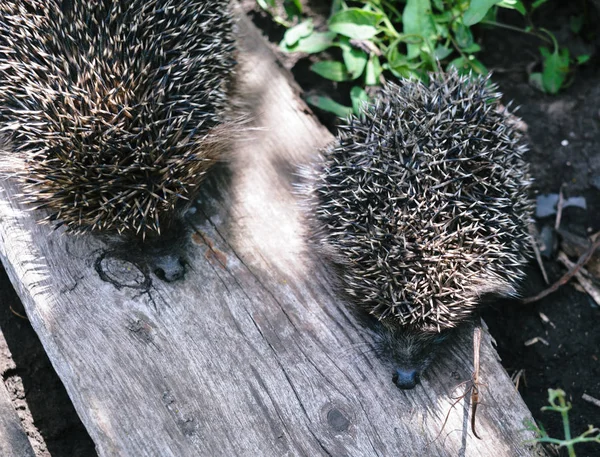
(432, 387), (468, 444)
(582, 393), (600, 409)
(471, 326), (482, 440)
(521, 236), (600, 304)
(529, 224), (549, 285)
(511, 369), (526, 391)
(557, 252), (600, 307)
(432, 326), (485, 443)
(555, 184), (565, 231)
(9, 306), (27, 320)
(479, 20), (554, 45)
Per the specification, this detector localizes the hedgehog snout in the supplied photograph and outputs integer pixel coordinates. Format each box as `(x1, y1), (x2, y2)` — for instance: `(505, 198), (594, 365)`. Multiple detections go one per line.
(392, 368), (421, 389)
(375, 324), (452, 389)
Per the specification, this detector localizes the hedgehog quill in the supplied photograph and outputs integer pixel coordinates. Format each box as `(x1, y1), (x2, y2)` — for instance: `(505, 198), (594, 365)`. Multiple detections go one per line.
(0, 0), (235, 238)
(303, 71), (533, 389)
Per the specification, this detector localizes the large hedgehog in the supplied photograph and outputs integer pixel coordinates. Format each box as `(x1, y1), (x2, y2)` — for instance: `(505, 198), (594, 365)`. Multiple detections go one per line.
(0, 0), (235, 238)
(304, 71), (533, 389)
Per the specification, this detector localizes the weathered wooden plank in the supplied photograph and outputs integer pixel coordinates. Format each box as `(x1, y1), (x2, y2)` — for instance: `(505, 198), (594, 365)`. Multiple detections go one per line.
(0, 339), (36, 457)
(0, 6), (543, 457)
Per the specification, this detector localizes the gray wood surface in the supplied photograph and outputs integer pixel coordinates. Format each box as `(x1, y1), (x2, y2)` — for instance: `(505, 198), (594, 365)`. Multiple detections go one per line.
(0, 342), (35, 457)
(0, 7), (544, 457)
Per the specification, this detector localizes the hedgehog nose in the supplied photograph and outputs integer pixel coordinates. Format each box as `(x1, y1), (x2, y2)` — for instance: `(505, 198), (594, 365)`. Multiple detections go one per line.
(392, 369), (420, 389)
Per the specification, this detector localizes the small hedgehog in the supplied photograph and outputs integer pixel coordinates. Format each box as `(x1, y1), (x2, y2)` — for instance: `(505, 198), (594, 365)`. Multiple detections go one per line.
(303, 71), (533, 389)
(0, 0), (235, 238)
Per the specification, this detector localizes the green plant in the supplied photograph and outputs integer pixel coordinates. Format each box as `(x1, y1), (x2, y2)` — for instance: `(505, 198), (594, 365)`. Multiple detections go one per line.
(256, 0), (303, 26)
(258, 0), (590, 116)
(525, 389), (600, 457)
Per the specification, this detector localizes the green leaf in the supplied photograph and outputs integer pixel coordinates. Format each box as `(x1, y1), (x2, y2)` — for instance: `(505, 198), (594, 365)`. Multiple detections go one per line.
(447, 57), (467, 73)
(570, 15), (584, 34)
(385, 64), (421, 79)
(350, 86), (369, 115)
(283, 0), (303, 19)
(282, 20), (314, 47)
(365, 55), (382, 85)
(453, 22), (474, 49)
(386, 44), (423, 78)
(463, 0), (501, 26)
(539, 46), (551, 59)
(403, 0), (437, 59)
(461, 43), (482, 53)
(576, 54), (590, 65)
(434, 45), (453, 60)
(541, 46), (570, 94)
(419, 49), (436, 69)
(447, 55), (487, 75)
(310, 61), (350, 82)
(339, 38), (369, 80)
(330, 0), (345, 15)
(328, 8), (383, 40)
(531, 0), (550, 11)
(280, 32), (336, 53)
(528, 72), (544, 92)
(468, 57), (488, 74)
(433, 11), (453, 23)
(306, 95), (353, 118)
(432, 0), (445, 11)
(435, 21), (450, 39)
(497, 0), (526, 15)
(256, 0), (275, 11)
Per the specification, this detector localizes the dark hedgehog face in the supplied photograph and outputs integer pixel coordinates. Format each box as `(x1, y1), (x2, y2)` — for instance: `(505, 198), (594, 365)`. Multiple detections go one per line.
(374, 322), (453, 389)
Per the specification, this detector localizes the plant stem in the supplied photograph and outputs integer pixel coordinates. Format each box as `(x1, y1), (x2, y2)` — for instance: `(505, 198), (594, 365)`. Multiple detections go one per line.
(381, 0), (403, 21)
(369, 3), (400, 38)
(448, 34), (477, 71)
(479, 20), (553, 45)
(558, 394), (576, 457)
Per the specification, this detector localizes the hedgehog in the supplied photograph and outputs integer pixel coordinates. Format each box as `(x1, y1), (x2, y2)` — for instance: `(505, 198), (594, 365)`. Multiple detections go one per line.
(303, 71), (533, 389)
(0, 0), (235, 239)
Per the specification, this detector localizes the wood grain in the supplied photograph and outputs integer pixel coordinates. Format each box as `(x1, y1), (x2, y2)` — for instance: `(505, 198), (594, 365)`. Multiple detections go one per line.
(0, 7), (544, 457)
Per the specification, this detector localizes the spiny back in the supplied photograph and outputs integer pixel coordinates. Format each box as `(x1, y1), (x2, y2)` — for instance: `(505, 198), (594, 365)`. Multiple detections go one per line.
(0, 0), (235, 237)
(307, 72), (533, 331)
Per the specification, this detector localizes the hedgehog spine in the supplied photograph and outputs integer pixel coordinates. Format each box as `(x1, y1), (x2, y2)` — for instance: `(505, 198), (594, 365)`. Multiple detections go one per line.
(0, 0), (236, 238)
(303, 71), (533, 388)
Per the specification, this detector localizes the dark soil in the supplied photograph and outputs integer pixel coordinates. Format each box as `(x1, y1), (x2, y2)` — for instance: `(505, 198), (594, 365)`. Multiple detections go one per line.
(0, 267), (97, 457)
(478, 5), (600, 457)
(0, 1), (598, 456)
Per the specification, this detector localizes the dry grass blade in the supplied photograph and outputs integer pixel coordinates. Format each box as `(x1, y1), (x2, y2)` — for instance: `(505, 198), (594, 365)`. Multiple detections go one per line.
(522, 236), (600, 304)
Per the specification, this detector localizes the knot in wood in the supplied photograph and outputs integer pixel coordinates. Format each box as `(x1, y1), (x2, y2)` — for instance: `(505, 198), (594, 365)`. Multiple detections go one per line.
(95, 253), (151, 290)
(326, 406), (352, 433)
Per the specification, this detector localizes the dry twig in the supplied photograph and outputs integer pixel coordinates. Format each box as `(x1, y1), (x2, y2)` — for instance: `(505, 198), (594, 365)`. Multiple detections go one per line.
(9, 306), (27, 319)
(557, 251), (600, 306)
(522, 236), (600, 304)
(554, 184), (565, 231)
(433, 325), (485, 443)
(582, 393), (600, 409)
(471, 326), (483, 440)
(511, 369), (526, 391)
(529, 224), (549, 284)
